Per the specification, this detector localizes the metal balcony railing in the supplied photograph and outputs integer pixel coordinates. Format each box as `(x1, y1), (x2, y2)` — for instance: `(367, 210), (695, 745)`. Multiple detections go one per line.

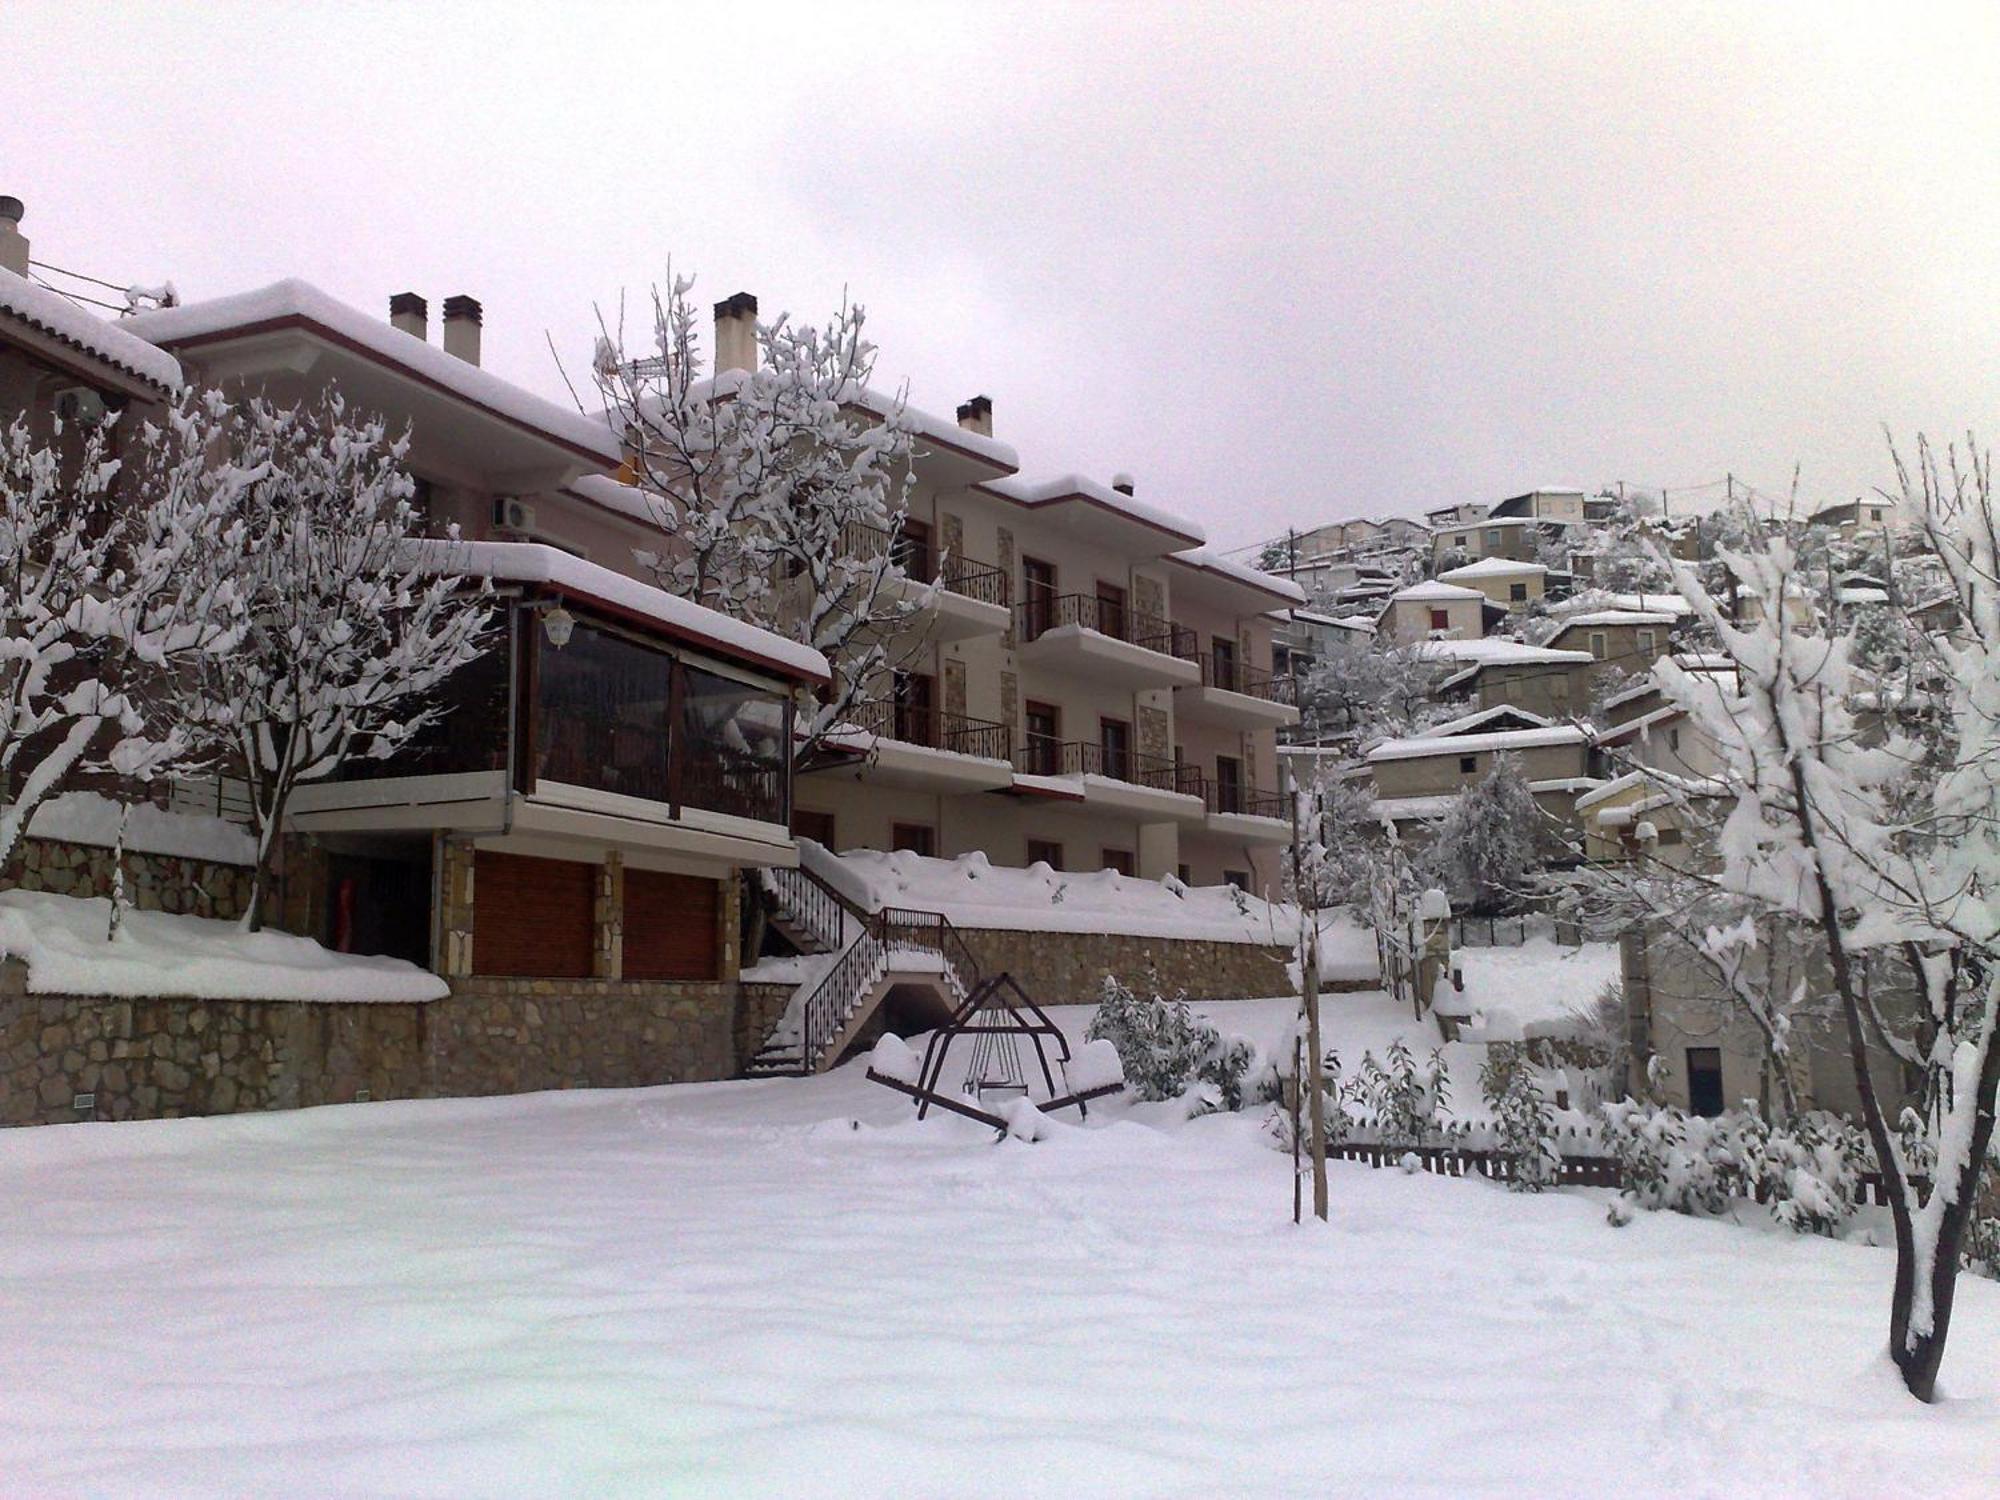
(1196, 653), (1293, 704)
(1015, 593), (1198, 661)
(1203, 780), (1288, 819)
(1012, 737), (1202, 796)
(848, 700), (1013, 761)
(839, 520), (1011, 607)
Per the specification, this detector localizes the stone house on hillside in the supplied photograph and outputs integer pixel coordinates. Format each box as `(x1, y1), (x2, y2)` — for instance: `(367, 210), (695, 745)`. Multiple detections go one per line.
(1378, 580), (1491, 644)
(1363, 710), (1598, 851)
(1435, 556), (1549, 611)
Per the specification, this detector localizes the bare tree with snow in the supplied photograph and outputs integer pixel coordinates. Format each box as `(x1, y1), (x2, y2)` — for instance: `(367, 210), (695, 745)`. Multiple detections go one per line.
(151, 390), (492, 931)
(591, 275), (921, 766)
(1654, 436), (2000, 1400)
(0, 408), (236, 872)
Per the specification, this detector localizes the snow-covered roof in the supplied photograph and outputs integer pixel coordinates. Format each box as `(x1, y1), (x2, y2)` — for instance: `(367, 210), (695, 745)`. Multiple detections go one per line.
(1168, 545), (1305, 605)
(563, 473), (660, 528)
(125, 279), (622, 464)
(1436, 557), (1550, 581)
(1390, 580), (1485, 604)
(1596, 592), (1694, 617)
(1284, 608), (1375, 633)
(0, 268), (183, 392)
(1367, 722), (1592, 763)
(412, 540), (829, 683)
(1575, 767), (1728, 815)
(1423, 705), (1555, 737)
(1837, 586), (1891, 606)
(981, 473), (1205, 547)
(1411, 638), (1593, 667)
(1549, 610), (1680, 631)
(700, 366), (1021, 476)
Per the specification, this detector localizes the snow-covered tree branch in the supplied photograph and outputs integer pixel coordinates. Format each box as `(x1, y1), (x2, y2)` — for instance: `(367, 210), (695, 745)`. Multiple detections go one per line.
(147, 390), (492, 931)
(590, 275), (921, 766)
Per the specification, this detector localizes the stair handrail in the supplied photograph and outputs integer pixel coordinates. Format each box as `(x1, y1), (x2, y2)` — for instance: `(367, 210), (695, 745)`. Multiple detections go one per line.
(797, 926), (886, 1072)
(762, 861), (870, 950)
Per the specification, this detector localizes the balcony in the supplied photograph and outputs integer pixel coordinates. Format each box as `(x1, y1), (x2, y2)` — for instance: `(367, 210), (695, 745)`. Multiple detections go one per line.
(1174, 654), (1301, 730)
(814, 699), (1016, 794)
(841, 521), (1012, 643)
(1195, 775), (1293, 844)
(1012, 737), (1206, 820)
(1014, 594), (1202, 690)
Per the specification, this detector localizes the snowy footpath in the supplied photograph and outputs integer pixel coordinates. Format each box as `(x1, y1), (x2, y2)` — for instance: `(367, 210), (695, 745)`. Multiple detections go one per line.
(2, 1002), (1999, 1497)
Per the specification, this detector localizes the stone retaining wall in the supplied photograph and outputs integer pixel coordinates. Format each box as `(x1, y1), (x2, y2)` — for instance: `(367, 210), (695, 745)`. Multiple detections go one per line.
(953, 928), (1322, 1006)
(4, 837), (255, 921)
(0, 959), (781, 1128)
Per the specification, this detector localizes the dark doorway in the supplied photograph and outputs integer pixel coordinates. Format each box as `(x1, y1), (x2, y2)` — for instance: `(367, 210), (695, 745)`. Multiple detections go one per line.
(1687, 1047), (1725, 1117)
(325, 848), (433, 966)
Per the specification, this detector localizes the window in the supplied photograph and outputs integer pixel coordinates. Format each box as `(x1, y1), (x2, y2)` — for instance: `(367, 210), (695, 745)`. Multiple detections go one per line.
(1589, 630), (1608, 660)
(1686, 1047), (1725, 1117)
(1102, 848), (1136, 877)
(1459, 755), (1477, 774)
(1454, 533), (1467, 547)
(1214, 755), (1243, 814)
(792, 808), (836, 847)
(536, 620), (673, 804)
(1022, 557), (1057, 639)
(1224, 869), (1251, 893)
(1176, 863), (1191, 885)
(1486, 528), (1503, 547)
(1099, 717), (1132, 782)
(1023, 700), (1061, 773)
(1027, 839), (1064, 871)
(1429, 608), (1450, 632)
(891, 823), (936, 857)
(1667, 726), (1681, 752)
(892, 516), (934, 580)
(1657, 826), (1684, 846)
(679, 663), (791, 825)
(1272, 643), (1291, 676)
(1636, 629), (1656, 656)
(1550, 673), (1570, 702)
(1509, 582), (1528, 603)
(1095, 580), (1129, 640)
(1211, 635), (1239, 691)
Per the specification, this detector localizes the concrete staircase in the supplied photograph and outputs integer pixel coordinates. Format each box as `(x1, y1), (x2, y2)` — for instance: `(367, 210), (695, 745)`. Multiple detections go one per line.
(748, 861), (974, 1077)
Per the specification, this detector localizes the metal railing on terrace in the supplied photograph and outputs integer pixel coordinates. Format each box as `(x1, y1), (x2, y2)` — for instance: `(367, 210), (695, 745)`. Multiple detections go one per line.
(1201, 780), (1289, 819)
(846, 700), (1013, 761)
(839, 520), (1011, 607)
(1012, 736), (1203, 796)
(1015, 593), (1198, 660)
(1195, 653), (1293, 703)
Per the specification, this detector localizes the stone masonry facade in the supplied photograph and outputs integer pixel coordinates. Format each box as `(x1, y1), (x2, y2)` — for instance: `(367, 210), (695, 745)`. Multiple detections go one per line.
(0, 958), (788, 1128)
(4, 837), (254, 920)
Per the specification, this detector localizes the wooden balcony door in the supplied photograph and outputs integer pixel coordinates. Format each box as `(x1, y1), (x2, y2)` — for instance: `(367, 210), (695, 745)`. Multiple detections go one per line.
(1214, 754), (1243, 814)
(1022, 557), (1057, 640)
(893, 670), (935, 747)
(1024, 700), (1061, 775)
(1211, 635), (1239, 692)
(1096, 581), (1129, 640)
(1100, 717), (1132, 782)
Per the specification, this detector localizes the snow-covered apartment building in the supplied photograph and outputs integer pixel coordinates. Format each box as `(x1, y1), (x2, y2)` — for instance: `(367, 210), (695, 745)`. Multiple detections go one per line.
(0, 202), (1309, 1119)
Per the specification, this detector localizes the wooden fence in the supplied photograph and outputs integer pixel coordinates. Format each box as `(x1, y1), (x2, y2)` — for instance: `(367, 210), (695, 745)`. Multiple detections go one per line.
(1326, 1138), (1913, 1205)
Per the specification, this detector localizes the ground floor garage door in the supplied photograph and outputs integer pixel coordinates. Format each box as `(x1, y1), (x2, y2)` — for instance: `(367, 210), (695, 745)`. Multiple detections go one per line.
(473, 851), (595, 978)
(623, 869), (719, 981)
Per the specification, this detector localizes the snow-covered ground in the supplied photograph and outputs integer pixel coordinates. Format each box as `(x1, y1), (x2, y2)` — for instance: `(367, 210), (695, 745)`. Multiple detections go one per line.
(3, 998), (1998, 1497)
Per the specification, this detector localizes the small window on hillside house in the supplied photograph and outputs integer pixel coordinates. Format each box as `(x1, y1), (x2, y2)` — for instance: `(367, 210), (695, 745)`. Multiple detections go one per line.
(1459, 755), (1477, 774)
(1177, 863), (1192, 885)
(1589, 631), (1608, 660)
(1668, 726), (1681, 752)
(1429, 608), (1450, 632)
(1224, 869), (1252, 893)
(1636, 629), (1656, 656)
(1486, 528), (1503, 547)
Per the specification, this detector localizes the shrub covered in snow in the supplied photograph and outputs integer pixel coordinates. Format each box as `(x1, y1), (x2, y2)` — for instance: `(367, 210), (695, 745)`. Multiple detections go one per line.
(1481, 1045), (1561, 1192)
(1598, 1100), (1871, 1234)
(1086, 974), (1253, 1108)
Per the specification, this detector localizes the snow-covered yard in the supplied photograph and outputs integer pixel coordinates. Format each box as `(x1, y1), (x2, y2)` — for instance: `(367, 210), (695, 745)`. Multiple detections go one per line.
(4, 998), (1999, 1497)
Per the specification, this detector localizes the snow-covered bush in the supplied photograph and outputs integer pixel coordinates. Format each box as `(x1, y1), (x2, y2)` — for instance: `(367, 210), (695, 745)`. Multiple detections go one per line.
(1481, 1045), (1560, 1191)
(1598, 1100), (1870, 1234)
(1350, 1040), (1451, 1144)
(1085, 974), (1252, 1108)
(1420, 755), (1545, 915)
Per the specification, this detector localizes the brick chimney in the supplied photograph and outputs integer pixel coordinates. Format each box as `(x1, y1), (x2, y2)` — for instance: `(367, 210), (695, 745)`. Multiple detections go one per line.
(713, 292), (758, 374)
(389, 291), (428, 341)
(955, 395), (993, 436)
(0, 198), (27, 277)
(442, 295), (482, 366)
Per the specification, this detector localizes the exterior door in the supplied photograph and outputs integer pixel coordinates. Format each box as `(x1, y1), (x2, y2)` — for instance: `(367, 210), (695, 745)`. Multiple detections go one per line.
(1214, 755), (1243, 814)
(1211, 635), (1239, 692)
(1096, 581), (1129, 640)
(893, 670), (934, 746)
(1099, 717), (1132, 782)
(1024, 700), (1061, 774)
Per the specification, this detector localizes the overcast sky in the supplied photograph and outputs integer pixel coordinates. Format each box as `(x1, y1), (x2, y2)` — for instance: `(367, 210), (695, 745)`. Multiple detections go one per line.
(17, 2), (2000, 551)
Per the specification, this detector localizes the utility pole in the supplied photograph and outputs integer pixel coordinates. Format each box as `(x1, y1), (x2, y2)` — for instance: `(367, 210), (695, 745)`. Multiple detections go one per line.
(1286, 640), (1330, 1223)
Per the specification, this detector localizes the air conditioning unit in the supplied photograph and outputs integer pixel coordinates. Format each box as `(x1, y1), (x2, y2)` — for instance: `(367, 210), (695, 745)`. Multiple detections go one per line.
(54, 387), (107, 427)
(493, 497), (537, 534)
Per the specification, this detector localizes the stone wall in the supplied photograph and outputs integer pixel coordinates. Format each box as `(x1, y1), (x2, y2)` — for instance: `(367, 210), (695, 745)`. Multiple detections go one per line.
(1, 959), (788, 1128)
(3, 837), (255, 921)
(953, 928), (1333, 1006)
